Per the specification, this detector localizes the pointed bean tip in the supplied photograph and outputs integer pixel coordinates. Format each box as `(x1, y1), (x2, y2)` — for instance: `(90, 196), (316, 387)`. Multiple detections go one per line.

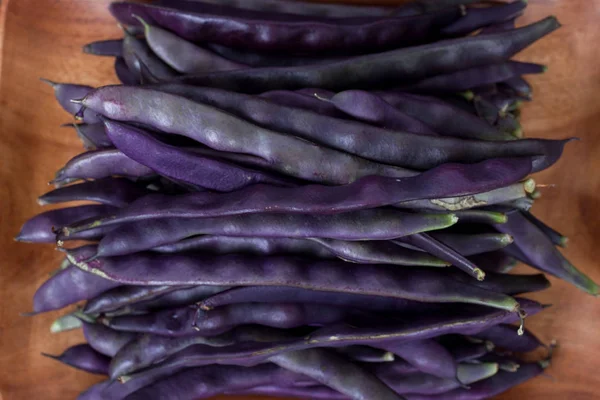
(559, 236), (569, 247)
(60, 123), (76, 129)
(14, 234), (25, 242)
(512, 126), (524, 138)
(41, 352), (60, 360)
(523, 178), (536, 194)
(39, 78), (57, 88)
(502, 234), (514, 245)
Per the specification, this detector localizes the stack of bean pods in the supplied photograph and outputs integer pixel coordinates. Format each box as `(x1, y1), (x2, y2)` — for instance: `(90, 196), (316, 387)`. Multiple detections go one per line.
(18, 0), (597, 399)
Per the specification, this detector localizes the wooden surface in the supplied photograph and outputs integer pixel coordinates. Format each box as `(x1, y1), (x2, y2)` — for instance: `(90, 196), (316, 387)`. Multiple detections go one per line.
(0, 1), (599, 399)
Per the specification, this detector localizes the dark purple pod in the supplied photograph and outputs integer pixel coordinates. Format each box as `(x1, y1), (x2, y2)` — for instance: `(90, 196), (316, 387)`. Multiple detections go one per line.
(155, 0), (396, 18)
(260, 90), (347, 118)
(403, 61), (545, 94)
(115, 57), (139, 85)
(83, 39), (123, 57)
(104, 302), (350, 337)
(472, 324), (544, 353)
(103, 119), (293, 192)
(430, 232), (514, 256)
(469, 250), (518, 275)
(38, 178), (150, 208)
(111, 2), (461, 54)
(68, 123), (113, 149)
(237, 385), (345, 400)
(84, 285), (180, 314)
(63, 156), (534, 237)
(43, 344), (110, 375)
(40, 79), (99, 123)
(494, 209), (598, 295)
(380, 339), (457, 379)
(405, 362), (545, 400)
(207, 43), (344, 67)
(479, 16), (517, 35)
(441, 1), (527, 37)
(138, 17), (245, 74)
(92, 209), (457, 257)
(16, 204), (116, 243)
(83, 321), (137, 357)
(172, 17), (561, 92)
(269, 349), (403, 400)
(521, 210), (568, 247)
(122, 29), (177, 80)
(82, 85), (565, 173)
(33, 265), (121, 313)
(53, 149), (156, 185)
(439, 336), (493, 362)
(371, 91), (511, 141)
(337, 346), (395, 363)
(503, 76), (534, 98)
(317, 90), (437, 135)
(126, 285), (231, 312)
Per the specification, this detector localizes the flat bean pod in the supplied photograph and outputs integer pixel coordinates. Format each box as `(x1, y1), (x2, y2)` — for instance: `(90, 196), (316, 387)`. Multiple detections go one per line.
(335, 90), (510, 141)
(43, 344), (110, 375)
(83, 39), (123, 57)
(405, 362), (545, 400)
(66, 247), (520, 313)
(172, 17), (560, 92)
(64, 123), (112, 150)
(84, 285), (180, 314)
(403, 61), (545, 94)
(380, 339), (457, 379)
(111, 2), (461, 53)
(16, 204), (116, 243)
(83, 321), (137, 357)
(104, 303), (351, 337)
(115, 57), (139, 85)
(494, 209), (598, 294)
(63, 156), (534, 235)
(33, 264), (121, 312)
(90, 209), (458, 256)
(38, 178), (151, 208)
(138, 17), (245, 74)
(104, 119), (294, 191)
(53, 148), (156, 185)
(117, 300), (539, 380)
(269, 349), (403, 400)
(82, 85), (566, 172)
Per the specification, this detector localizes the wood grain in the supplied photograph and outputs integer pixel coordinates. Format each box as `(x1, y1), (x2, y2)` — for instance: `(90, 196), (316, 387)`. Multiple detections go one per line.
(0, 1), (599, 399)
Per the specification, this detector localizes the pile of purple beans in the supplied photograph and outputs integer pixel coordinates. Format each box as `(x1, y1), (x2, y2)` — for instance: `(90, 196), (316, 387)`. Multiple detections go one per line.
(18, 0), (596, 399)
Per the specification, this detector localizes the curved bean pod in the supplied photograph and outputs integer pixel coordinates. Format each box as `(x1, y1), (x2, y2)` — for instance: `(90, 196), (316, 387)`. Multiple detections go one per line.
(441, 1), (527, 37)
(138, 17), (245, 74)
(16, 204), (116, 243)
(104, 119), (293, 191)
(66, 247), (520, 314)
(33, 265), (121, 313)
(403, 61), (545, 94)
(122, 29), (177, 80)
(84, 285), (179, 314)
(103, 303), (352, 337)
(83, 321), (137, 357)
(173, 17), (560, 92)
(90, 209), (457, 256)
(80, 88), (416, 183)
(63, 156), (534, 236)
(38, 178), (151, 208)
(154, 0), (397, 18)
(40, 79), (99, 123)
(380, 339), (457, 379)
(83, 39), (123, 57)
(63, 123), (112, 150)
(494, 209), (598, 294)
(116, 300), (540, 380)
(53, 149), (156, 185)
(472, 324), (544, 353)
(82, 85), (566, 172)
(42, 344), (110, 375)
(269, 349), (403, 400)
(405, 362), (545, 400)
(111, 2), (461, 54)
(115, 57), (139, 85)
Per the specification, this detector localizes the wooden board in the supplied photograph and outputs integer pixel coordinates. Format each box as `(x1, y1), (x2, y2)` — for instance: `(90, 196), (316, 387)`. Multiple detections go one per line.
(0, 1), (599, 399)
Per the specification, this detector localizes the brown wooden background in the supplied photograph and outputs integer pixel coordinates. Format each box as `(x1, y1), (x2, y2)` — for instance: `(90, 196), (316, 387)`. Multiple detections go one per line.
(1, 0), (599, 399)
